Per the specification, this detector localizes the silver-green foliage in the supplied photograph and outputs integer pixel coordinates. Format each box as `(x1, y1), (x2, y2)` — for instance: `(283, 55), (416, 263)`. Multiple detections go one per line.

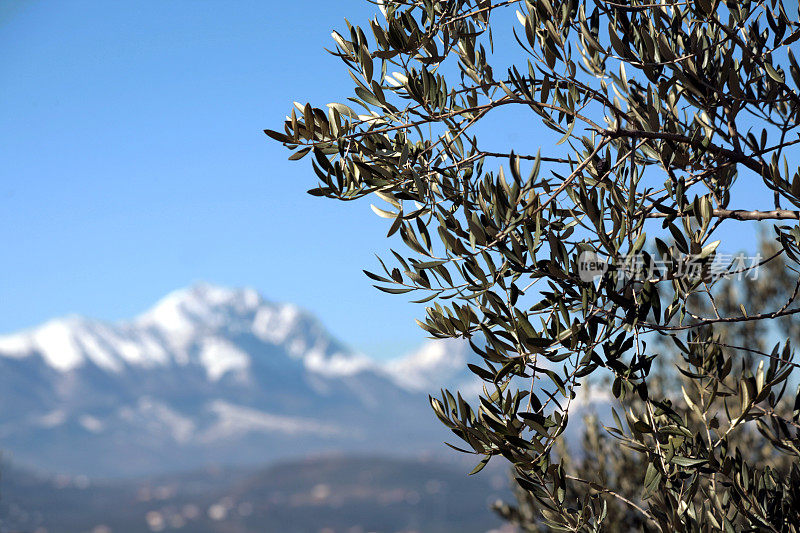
(267, 1), (800, 530)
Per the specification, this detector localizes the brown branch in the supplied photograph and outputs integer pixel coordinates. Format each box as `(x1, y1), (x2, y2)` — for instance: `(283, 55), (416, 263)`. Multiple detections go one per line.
(644, 306), (800, 332)
(644, 208), (800, 221)
(712, 209), (800, 221)
(478, 151), (571, 163)
(605, 128), (769, 177)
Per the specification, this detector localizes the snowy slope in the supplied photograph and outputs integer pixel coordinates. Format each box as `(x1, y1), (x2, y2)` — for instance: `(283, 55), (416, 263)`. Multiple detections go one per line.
(382, 337), (484, 396)
(0, 284), (369, 377)
(0, 284), (473, 477)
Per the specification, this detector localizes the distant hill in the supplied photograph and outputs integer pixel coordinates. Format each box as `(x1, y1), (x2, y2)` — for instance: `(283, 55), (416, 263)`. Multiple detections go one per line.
(0, 284), (480, 477)
(0, 455), (510, 533)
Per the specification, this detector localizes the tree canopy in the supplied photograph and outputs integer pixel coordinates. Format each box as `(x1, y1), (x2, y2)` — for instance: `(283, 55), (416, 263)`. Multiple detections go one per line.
(267, 0), (800, 530)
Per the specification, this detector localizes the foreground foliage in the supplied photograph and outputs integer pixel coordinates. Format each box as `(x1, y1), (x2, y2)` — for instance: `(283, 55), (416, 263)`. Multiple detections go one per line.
(495, 239), (800, 531)
(268, 0), (800, 530)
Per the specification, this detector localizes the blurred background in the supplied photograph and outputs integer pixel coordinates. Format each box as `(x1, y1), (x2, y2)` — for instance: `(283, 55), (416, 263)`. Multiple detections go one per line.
(0, 2), (515, 532)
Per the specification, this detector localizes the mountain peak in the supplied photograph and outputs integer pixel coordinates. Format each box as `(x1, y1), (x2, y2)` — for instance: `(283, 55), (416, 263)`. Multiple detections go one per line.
(384, 338), (473, 392)
(0, 284), (357, 378)
(136, 283), (265, 330)
(0, 284), (485, 477)
(174, 283), (264, 308)
(0, 283), (475, 391)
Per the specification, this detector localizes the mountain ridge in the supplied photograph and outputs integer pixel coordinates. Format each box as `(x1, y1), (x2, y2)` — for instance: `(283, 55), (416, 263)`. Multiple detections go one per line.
(0, 283), (467, 386)
(0, 283), (475, 477)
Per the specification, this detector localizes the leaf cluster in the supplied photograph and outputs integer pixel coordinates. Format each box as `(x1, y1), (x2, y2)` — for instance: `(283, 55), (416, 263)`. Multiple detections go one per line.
(267, 0), (800, 530)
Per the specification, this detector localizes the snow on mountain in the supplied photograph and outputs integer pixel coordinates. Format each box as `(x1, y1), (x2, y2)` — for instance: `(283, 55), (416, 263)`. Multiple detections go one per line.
(382, 338), (480, 395)
(200, 400), (344, 442)
(0, 284), (471, 477)
(0, 283), (368, 380)
(0, 284), (616, 478)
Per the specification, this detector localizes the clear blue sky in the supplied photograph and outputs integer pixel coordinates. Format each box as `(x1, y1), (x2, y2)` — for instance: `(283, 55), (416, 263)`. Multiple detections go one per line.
(0, 1), (767, 360)
(0, 0), (432, 359)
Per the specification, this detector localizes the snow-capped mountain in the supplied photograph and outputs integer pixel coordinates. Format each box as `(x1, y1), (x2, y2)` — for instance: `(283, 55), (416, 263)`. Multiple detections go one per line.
(0, 284), (473, 477)
(0, 284), (367, 377)
(383, 338), (481, 395)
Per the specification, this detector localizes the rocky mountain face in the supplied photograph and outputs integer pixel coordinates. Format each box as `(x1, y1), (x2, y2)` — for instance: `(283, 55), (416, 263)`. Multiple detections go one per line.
(0, 284), (476, 478)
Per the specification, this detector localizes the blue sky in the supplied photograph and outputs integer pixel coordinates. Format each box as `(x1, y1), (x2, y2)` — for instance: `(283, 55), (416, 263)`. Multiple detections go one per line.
(0, 1), (769, 360)
(0, 0), (433, 359)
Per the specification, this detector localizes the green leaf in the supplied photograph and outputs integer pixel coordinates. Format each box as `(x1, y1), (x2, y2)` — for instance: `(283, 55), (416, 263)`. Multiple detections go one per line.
(670, 456), (707, 467)
(644, 463), (661, 495)
(288, 147), (311, 160)
(370, 204), (398, 218)
(326, 102), (359, 119)
(374, 285), (413, 294)
(765, 63), (784, 83)
(556, 119), (575, 145)
(468, 456), (491, 475)
(263, 129), (292, 143)
(698, 240), (720, 259)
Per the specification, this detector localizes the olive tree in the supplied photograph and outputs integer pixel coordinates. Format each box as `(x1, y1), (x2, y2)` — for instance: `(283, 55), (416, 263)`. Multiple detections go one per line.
(493, 237), (800, 532)
(267, 0), (800, 530)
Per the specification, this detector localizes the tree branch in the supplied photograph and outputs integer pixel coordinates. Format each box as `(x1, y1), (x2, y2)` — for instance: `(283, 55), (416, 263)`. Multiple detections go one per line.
(644, 208), (800, 221)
